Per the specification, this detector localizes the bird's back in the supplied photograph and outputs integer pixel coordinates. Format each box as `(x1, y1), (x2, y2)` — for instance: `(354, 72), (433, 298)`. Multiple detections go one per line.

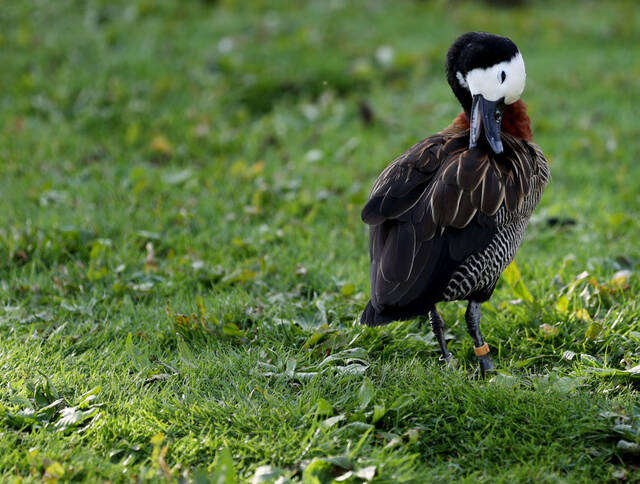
(361, 118), (549, 326)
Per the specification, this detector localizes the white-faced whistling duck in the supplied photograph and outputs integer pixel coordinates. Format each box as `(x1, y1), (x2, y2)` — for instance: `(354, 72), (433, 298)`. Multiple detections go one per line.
(360, 32), (550, 376)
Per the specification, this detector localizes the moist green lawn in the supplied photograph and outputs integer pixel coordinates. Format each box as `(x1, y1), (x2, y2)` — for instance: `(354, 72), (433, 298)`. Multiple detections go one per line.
(2, 0), (640, 482)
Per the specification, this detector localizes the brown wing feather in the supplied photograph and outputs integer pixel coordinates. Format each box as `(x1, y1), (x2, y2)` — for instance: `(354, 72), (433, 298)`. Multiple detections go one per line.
(450, 190), (477, 228)
(431, 182), (463, 226)
(504, 172), (521, 212)
(456, 150), (490, 191)
(479, 165), (505, 215)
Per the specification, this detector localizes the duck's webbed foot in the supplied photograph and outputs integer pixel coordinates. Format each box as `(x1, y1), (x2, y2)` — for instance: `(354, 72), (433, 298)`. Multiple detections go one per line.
(440, 352), (458, 370)
(465, 301), (496, 378)
(476, 351), (495, 377)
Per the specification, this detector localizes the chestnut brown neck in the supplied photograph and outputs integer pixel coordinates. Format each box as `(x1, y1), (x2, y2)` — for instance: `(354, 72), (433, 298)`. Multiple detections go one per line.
(452, 99), (533, 141)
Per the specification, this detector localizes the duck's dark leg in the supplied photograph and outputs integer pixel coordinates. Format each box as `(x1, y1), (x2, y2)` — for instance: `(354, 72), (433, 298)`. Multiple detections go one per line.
(429, 307), (455, 367)
(465, 301), (495, 377)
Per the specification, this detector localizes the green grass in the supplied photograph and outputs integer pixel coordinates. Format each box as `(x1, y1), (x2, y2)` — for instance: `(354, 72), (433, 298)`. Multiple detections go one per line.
(2, 0), (640, 482)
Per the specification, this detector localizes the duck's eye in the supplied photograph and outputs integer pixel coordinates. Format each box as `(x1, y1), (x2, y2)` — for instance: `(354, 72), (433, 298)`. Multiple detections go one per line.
(500, 71), (506, 83)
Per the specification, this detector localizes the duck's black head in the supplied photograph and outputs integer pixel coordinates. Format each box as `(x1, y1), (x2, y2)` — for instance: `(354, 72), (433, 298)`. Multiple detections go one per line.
(446, 32), (526, 153)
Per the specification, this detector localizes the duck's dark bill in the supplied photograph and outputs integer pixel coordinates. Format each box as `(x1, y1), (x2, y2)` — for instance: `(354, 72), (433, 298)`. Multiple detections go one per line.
(469, 95), (505, 154)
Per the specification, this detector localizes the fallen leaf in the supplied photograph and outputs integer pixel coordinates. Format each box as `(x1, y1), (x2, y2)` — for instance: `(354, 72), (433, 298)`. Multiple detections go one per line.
(249, 161), (264, 176)
(44, 461), (65, 481)
(143, 374), (174, 385)
(150, 135), (173, 155)
(617, 440), (640, 454)
(555, 295), (570, 315)
(585, 322), (603, 340)
(609, 270), (632, 290)
(355, 465), (376, 481)
(539, 323), (559, 338)
(340, 283), (356, 297)
(573, 308), (592, 323)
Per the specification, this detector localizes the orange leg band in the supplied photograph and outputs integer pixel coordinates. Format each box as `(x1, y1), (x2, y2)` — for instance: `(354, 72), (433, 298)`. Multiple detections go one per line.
(473, 343), (490, 357)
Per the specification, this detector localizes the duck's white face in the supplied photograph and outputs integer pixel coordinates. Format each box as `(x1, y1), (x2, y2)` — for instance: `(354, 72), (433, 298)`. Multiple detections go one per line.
(459, 52), (526, 105)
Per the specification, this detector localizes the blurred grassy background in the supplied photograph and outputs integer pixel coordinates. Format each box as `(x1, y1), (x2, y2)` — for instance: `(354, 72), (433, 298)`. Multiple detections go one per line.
(1, 0), (640, 482)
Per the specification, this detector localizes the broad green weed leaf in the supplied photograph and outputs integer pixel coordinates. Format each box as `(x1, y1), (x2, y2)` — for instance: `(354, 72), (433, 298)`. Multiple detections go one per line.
(354, 465), (376, 481)
(390, 394), (413, 411)
(627, 365), (640, 375)
(35, 398), (65, 421)
(550, 376), (585, 394)
(585, 322), (603, 340)
(490, 373), (520, 387)
(358, 378), (374, 409)
(503, 261), (522, 287)
(503, 262), (533, 302)
(176, 334), (196, 368)
(125, 332), (150, 370)
(334, 471), (354, 482)
(285, 358), (297, 377)
(574, 308), (592, 323)
(514, 354), (554, 368)
(315, 398), (333, 416)
(514, 280), (534, 303)
(340, 283), (355, 297)
(617, 440), (640, 454)
(211, 447), (237, 484)
(582, 366), (640, 379)
(317, 348), (369, 368)
(4, 408), (38, 429)
(45, 461), (65, 479)
(251, 465), (289, 484)
(322, 415), (346, 429)
(150, 433), (165, 446)
(405, 428), (420, 444)
(302, 324), (334, 349)
(78, 386), (101, 408)
(371, 404), (386, 424)
(344, 421), (374, 433)
(324, 455), (351, 470)
(222, 323), (246, 339)
(302, 458), (334, 484)
(55, 406), (99, 430)
(555, 295), (570, 314)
